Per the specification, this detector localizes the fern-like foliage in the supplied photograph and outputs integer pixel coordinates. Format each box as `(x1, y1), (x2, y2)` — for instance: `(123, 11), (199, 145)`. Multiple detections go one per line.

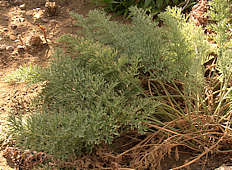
(205, 0), (232, 118)
(8, 38), (159, 160)
(8, 6), (217, 163)
(206, 0), (232, 81)
(71, 6), (212, 82)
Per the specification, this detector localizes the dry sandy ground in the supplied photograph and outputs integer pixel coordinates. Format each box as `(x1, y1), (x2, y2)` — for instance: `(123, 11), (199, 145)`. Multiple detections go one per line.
(0, 0), (95, 169)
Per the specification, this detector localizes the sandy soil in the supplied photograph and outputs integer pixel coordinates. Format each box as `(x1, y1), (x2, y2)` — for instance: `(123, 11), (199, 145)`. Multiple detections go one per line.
(0, 0), (96, 169)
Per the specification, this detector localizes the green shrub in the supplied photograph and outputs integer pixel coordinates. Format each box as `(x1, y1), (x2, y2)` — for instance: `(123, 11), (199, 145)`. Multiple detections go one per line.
(205, 0), (232, 118)
(3, 63), (42, 84)
(8, 37), (159, 160)
(92, 0), (196, 16)
(8, 4), (223, 166)
(71, 6), (212, 83)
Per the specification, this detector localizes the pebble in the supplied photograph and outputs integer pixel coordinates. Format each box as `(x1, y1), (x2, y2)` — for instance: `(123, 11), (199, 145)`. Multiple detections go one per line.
(41, 18), (49, 23)
(0, 45), (6, 51)
(0, 1), (10, 7)
(2, 16), (9, 21)
(49, 19), (58, 25)
(29, 35), (43, 46)
(6, 46), (14, 52)
(13, 0), (24, 6)
(10, 24), (17, 30)
(19, 3), (25, 10)
(3, 28), (8, 32)
(9, 34), (17, 41)
(17, 45), (24, 49)
(33, 12), (43, 20)
(17, 45), (25, 53)
(25, 10), (33, 16)
(19, 17), (25, 22)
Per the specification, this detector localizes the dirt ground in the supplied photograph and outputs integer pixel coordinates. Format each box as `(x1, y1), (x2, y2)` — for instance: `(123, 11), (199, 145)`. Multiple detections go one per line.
(0, 0), (232, 169)
(0, 0), (96, 169)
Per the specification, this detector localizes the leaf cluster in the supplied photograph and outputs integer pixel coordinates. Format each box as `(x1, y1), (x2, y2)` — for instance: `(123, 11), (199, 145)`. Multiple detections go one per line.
(8, 3), (227, 167)
(3, 63), (42, 84)
(206, 0), (232, 79)
(8, 37), (158, 160)
(92, 0), (196, 16)
(71, 6), (212, 83)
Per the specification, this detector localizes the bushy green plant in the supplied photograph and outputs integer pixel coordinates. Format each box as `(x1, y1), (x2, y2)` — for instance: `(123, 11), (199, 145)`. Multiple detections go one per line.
(9, 3), (232, 168)
(68, 5), (232, 169)
(131, 2), (232, 168)
(92, 0), (196, 16)
(8, 37), (159, 160)
(71, 6), (212, 83)
(205, 0), (232, 119)
(3, 63), (42, 83)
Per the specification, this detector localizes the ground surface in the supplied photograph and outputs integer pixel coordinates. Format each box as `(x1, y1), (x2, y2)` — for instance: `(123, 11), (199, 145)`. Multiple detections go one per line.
(0, 0), (96, 169)
(0, 0), (232, 169)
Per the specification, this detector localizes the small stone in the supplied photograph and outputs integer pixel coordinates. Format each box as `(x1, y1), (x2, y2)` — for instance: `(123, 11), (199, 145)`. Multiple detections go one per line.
(41, 18), (48, 23)
(13, 0), (24, 6)
(17, 45), (24, 48)
(6, 46), (14, 52)
(29, 35), (43, 47)
(25, 10), (33, 16)
(9, 34), (17, 41)
(17, 44), (23, 48)
(45, 1), (58, 17)
(19, 3), (25, 10)
(18, 17), (25, 22)
(49, 19), (57, 25)
(33, 13), (42, 20)
(3, 28), (8, 32)
(0, 45), (6, 51)
(17, 45), (25, 53)
(2, 16), (9, 21)
(10, 24), (17, 30)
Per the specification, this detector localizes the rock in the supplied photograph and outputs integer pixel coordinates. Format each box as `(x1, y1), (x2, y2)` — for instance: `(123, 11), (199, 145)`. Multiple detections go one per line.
(33, 9), (44, 20)
(49, 19), (58, 26)
(0, 1), (10, 7)
(45, 1), (58, 17)
(33, 13), (42, 20)
(25, 10), (33, 16)
(29, 35), (43, 47)
(17, 45), (24, 49)
(41, 18), (49, 23)
(19, 3), (25, 10)
(18, 17), (25, 22)
(12, 0), (24, 6)
(3, 28), (8, 32)
(10, 24), (17, 30)
(9, 34), (17, 41)
(12, 17), (25, 23)
(17, 45), (25, 53)
(6, 46), (14, 52)
(0, 45), (6, 51)
(2, 16), (9, 21)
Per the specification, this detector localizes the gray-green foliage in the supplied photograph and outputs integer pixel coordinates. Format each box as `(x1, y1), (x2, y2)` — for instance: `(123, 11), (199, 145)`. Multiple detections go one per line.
(71, 6), (212, 82)
(205, 0), (232, 118)
(206, 0), (232, 81)
(8, 37), (158, 160)
(8, 6), (214, 162)
(3, 63), (42, 83)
